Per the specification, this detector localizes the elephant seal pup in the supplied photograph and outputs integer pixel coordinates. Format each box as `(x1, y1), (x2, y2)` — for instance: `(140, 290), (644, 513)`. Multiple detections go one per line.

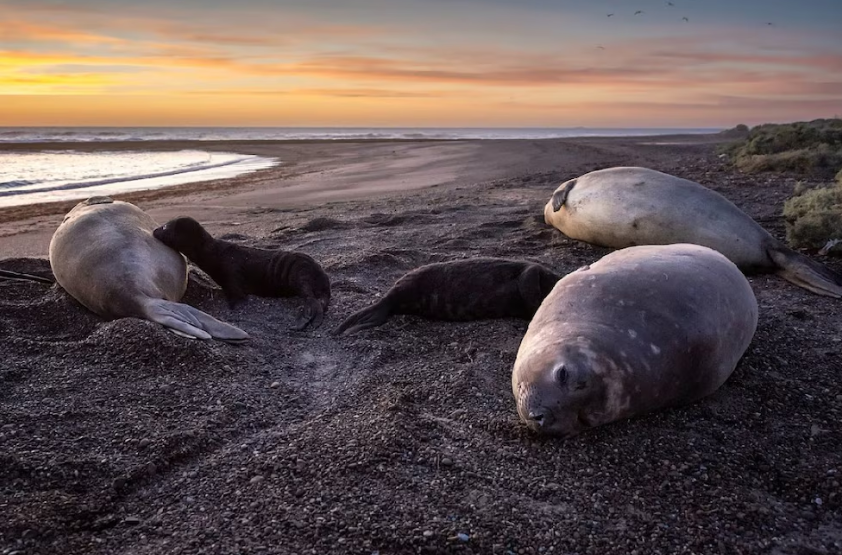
(513, 243), (757, 438)
(49, 197), (249, 342)
(334, 258), (561, 335)
(544, 166), (842, 298)
(154, 217), (331, 330)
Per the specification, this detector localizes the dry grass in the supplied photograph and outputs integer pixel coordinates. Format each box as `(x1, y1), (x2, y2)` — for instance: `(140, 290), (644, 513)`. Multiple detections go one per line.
(736, 144), (842, 174)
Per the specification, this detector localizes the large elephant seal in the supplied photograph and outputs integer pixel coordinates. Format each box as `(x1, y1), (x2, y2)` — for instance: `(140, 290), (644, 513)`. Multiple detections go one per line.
(153, 217), (331, 330)
(334, 258), (561, 335)
(544, 166), (842, 298)
(49, 197), (249, 342)
(512, 244), (757, 438)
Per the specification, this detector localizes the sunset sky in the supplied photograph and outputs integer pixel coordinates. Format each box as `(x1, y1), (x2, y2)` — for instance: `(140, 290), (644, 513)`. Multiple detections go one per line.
(1, 0), (841, 128)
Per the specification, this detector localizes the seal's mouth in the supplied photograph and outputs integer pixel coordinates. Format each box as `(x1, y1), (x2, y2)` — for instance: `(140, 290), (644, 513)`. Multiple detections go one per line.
(577, 410), (592, 429)
(517, 401), (591, 438)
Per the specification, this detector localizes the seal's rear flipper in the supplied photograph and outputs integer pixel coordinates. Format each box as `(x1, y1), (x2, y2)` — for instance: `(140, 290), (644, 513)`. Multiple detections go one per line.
(770, 246), (842, 298)
(167, 328), (200, 340)
(0, 270), (54, 284)
(332, 302), (391, 335)
(143, 299), (250, 342)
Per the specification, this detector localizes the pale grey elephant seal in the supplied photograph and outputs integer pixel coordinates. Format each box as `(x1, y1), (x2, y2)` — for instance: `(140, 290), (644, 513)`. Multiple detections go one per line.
(544, 166), (842, 298)
(49, 197), (249, 342)
(512, 243), (757, 438)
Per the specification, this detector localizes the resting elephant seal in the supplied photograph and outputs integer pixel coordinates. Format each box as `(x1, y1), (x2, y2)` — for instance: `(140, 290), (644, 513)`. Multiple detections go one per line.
(512, 244), (757, 438)
(49, 197), (249, 342)
(544, 166), (842, 298)
(154, 217), (331, 330)
(334, 258), (561, 335)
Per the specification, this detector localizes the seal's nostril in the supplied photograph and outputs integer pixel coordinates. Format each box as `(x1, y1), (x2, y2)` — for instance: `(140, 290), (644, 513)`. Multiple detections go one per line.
(528, 411), (545, 426)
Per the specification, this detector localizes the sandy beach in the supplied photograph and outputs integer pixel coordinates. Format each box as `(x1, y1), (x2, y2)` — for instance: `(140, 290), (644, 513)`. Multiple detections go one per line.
(1, 136), (840, 554)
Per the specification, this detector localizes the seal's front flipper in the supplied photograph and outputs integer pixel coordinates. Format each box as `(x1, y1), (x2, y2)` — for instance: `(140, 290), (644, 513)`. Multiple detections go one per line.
(332, 302), (391, 335)
(770, 246), (842, 298)
(291, 297), (325, 331)
(143, 299), (250, 342)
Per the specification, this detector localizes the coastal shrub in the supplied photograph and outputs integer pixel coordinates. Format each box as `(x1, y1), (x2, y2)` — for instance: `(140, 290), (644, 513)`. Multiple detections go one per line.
(783, 181), (842, 253)
(735, 144), (842, 174)
(726, 118), (842, 177)
(742, 118), (842, 155)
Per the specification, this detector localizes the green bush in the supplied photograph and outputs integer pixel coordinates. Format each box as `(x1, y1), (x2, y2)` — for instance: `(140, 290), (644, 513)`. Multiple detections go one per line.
(735, 144), (842, 174)
(727, 118), (842, 177)
(783, 182), (842, 252)
(742, 119), (842, 156)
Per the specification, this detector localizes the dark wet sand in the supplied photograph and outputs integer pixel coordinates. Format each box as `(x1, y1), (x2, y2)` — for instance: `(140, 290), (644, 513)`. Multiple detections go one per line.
(1, 135), (840, 555)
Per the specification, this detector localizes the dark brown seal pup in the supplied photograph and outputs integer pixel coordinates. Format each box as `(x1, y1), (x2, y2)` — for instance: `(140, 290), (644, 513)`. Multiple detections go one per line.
(153, 217), (331, 330)
(334, 258), (561, 335)
(513, 243), (758, 438)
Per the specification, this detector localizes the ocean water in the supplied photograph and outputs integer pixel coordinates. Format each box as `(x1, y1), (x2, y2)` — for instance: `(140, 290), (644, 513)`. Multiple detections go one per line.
(0, 150), (278, 208)
(0, 126), (720, 143)
(0, 126), (719, 208)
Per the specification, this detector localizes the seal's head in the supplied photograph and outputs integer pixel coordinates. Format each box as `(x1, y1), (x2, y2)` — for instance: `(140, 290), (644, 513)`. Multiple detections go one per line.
(512, 343), (606, 438)
(153, 217), (211, 257)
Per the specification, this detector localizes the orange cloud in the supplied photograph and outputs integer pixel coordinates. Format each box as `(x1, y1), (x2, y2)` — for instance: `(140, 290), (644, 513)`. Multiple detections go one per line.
(2, 92), (836, 128)
(3, 43), (840, 99)
(1, 3), (839, 126)
(0, 19), (126, 45)
(182, 87), (453, 98)
(0, 7), (385, 51)
(648, 49), (842, 72)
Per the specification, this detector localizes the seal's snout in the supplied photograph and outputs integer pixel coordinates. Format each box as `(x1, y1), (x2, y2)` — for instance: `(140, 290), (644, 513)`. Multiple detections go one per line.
(517, 383), (555, 433)
(527, 409), (549, 428)
(523, 406), (558, 433)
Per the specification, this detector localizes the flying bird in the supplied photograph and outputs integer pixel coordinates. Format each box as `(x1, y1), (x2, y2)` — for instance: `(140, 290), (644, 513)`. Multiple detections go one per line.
(634, 10), (644, 15)
(597, 45), (606, 50)
(607, 13), (614, 17)
(682, 16), (689, 22)
(667, 2), (674, 6)
(766, 22), (774, 26)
